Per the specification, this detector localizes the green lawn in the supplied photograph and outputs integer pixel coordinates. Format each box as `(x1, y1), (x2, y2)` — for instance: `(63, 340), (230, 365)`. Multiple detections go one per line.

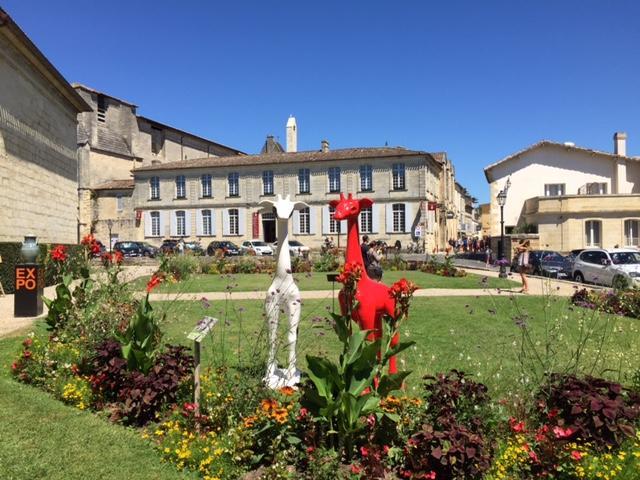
(131, 270), (517, 293)
(0, 330), (192, 480)
(153, 294), (640, 398)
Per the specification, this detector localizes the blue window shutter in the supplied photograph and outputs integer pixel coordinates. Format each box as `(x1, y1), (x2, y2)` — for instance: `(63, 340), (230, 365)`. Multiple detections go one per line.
(404, 203), (413, 233)
(385, 204), (394, 233)
(238, 208), (246, 236)
(196, 209), (203, 236)
(170, 211), (177, 236)
(309, 206), (318, 235)
(144, 211), (152, 237)
(322, 206), (330, 234)
(185, 210), (192, 237)
(222, 210), (230, 236)
(372, 204), (380, 234)
(293, 210), (300, 235)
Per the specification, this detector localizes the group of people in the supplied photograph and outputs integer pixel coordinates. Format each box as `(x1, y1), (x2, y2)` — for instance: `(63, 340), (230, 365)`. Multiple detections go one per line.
(360, 235), (385, 281)
(447, 236), (491, 254)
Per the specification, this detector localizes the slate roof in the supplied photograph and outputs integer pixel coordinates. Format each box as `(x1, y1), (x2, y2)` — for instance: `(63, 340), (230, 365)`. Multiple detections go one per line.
(134, 146), (432, 173)
(92, 179), (134, 190)
(484, 140), (640, 182)
(95, 125), (133, 158)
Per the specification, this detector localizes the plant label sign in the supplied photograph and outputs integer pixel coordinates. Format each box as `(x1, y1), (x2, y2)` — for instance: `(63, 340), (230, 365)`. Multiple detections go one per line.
(14, 264), (44, 317)
(187, 316), (218, 342)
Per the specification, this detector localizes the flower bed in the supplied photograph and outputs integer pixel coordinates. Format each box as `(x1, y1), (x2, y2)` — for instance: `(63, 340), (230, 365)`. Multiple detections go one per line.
(571, 288), (640, 319)
(420, 256), (467, 277)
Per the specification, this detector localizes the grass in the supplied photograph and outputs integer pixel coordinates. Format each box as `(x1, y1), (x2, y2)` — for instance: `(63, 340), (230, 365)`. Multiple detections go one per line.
(131, 270), (518, 293)
(152, 293), (640, 398)
(0, 330), (192, 480)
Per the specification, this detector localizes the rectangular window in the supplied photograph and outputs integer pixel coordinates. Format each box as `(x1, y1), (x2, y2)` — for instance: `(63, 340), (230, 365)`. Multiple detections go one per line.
(299, 207), (310, 234)
(151, 126), (164, 154)
(150, 211), (160, 236)
(329, 206), (340, 234)
(263, 170), (274, 195)
(360, 165), (373, 192)
(228, 172), (239, 197)
(150, 176), (160, 200)
(392, 163), (406, 190)
(585, 220), (601, 247)
(624, 219), (639, 246)
(201, 174), (212, 198)
(360, 206), (372, 233)
(202, 209), (212, 236)
(97, 94), (107, 123)
(392, 203), (406, 232)
(544, 183), (565, 196)
(176, 211), (186, 236)
(587, 183), (607, 195)
(328, 167), (341, 193)
(298, 168), (310, 194)
(116, 194), (124, 212)
(176, 175), (186, 199)
(229, 208), (239, 235)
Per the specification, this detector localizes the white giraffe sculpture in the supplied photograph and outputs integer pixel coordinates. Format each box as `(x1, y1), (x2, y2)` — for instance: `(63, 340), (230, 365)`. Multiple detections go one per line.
(259, 194), (309, 389)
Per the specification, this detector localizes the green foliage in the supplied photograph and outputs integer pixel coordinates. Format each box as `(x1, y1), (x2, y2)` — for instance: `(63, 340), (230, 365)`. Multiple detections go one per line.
(300, 305), (414, 459)
(571, 287), (640, 318)
(313, 251), (341, 272)
(160, 254), (200, 281)
(381, 253), (407, 271)
(43, 275), (75, 331)
(115, 294), (163, 373)
(420, 256), (467, 277)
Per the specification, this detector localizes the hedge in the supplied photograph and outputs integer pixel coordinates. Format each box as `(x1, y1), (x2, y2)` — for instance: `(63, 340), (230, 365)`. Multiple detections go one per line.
(0, 242), (85, 294)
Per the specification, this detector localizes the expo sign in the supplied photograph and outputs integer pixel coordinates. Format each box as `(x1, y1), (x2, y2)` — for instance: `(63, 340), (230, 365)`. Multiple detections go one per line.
(15, 266), (38, 291)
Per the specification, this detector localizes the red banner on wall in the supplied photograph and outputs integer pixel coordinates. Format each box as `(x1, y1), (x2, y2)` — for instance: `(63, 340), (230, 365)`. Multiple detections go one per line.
(427, 202), (437, 211)
(252, 212), (260, 238)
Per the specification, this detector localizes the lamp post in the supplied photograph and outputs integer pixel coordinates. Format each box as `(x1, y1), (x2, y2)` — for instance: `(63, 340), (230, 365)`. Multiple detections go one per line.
(106, 219), (114, 252)
(497, 189), (507, 278)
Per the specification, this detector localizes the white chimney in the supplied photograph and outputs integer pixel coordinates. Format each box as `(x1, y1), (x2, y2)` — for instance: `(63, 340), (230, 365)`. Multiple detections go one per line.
(286, 116), (297, 153)
(321, 139), (330, 152)
(614, 132), (627, 156)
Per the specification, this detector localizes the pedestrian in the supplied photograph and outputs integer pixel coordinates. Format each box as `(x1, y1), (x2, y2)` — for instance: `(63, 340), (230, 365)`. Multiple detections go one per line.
(485, 244), (492, 267)
(366, 240), (384, 281)
(515, 240), (531, 293)
(178, 238), (185, 255)
(360, 235), (370, 266)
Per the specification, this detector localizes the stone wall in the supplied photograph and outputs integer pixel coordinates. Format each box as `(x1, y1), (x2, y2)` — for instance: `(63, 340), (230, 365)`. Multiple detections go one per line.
(0, 33), (79, 243)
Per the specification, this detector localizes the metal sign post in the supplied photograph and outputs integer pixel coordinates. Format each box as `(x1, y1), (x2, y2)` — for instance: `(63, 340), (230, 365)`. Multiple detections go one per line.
(187, 316), (218, 414)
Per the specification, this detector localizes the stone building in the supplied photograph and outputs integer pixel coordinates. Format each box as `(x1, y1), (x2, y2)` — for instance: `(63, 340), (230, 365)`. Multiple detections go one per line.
(131, 118), (467, 252)
(74, 84), (244, 246)
(484, 133), (640, 251)
(0, 8), (91, 243)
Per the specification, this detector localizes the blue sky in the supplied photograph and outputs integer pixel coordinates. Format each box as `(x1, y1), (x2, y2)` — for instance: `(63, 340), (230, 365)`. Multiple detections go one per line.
(5, 1), (640, 203)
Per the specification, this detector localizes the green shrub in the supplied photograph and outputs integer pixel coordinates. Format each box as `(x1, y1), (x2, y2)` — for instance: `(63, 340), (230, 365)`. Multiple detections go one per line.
(313, 251), (341, 272)
(161, 254), (200, 281)
(237, 258), (258, 274)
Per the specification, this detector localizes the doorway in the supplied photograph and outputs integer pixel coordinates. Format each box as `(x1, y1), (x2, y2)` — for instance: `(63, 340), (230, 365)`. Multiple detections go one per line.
(262, 212), (276, 243)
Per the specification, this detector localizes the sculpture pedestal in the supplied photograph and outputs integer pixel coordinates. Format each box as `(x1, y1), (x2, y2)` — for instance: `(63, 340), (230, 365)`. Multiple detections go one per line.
(14, 264), (44, 317)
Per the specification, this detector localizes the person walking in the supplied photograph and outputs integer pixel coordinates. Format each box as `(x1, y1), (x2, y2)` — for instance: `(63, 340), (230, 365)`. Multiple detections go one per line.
(515, 240), (531, 293)
(366, 240), (384, 281)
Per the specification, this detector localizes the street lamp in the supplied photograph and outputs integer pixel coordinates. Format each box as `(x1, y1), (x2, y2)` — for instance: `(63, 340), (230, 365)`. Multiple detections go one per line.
(106, 219), (114, 252)
(497, 189), (508, 278)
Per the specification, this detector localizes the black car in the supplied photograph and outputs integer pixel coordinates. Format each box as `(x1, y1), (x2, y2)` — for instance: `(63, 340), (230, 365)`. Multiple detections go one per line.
(537, 251), (569, 278)
(113, 241), (142, 257)
(135, 242), (158, 258)
(184, 242), (204, 256)
(206, 241), (241, 257)
(159, 239), (178, 254)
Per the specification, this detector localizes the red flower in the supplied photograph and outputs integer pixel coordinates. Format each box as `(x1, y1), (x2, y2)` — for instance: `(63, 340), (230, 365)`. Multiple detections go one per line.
(336, 261), (363, 285)
(183, 402), (197, 412)
(528, 450), (539, 462)
(146, 275), (162, 293)
(22, 350), (32, 359)
(571, 450), (583, 461)
(81, 234), (95, 246)
(306, 446), (315, 454)
(350, 464), (361, 474)
(22, 337), (33, 348)
(535, 424), (549, 442)
(11, 362), (18, 371)
(547, 408), (559, 419)
(552, 426), (574, 439)
(360, 446), (369, 457)
(113, 251), (124, 264)
(509, 417), (526, 433)
(51, 245), (68, 262)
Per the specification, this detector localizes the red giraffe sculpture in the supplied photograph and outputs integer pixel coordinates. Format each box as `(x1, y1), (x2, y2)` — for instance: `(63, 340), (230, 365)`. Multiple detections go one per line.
(330, 193), (400, 374)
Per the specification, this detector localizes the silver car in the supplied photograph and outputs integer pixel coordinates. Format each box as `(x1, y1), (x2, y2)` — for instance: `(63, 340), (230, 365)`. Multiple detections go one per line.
(572, 248), (640, 288)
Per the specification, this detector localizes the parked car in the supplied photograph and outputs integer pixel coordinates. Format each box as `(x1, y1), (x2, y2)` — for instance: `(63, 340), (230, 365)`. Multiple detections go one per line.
(184, 242), (204, 256)
(135, 242), (158, 258)
(510, 249), (556, 274)
(271, 240), (311, 258)
(240, 240), (273, 256)
(562, 249), (584, 277)
(159, 239), (179, 254)
(206, 241), (241, 257)
(572, 248), (640, 288)
(113, 241), (142, 257)
(536, 251), (568, 278)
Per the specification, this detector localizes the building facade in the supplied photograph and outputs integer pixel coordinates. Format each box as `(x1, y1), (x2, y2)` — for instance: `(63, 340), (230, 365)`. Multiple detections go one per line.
(0, 8), (90, 243)
(484, 134), (640, 251)
(131, 138), (463, 251)
(74, 84), (244, 246)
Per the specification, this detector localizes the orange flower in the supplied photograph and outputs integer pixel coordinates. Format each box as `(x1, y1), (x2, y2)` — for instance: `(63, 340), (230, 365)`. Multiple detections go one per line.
(272, 407), (289, 424)
(260, 398), (278, 413)
(279, 386), (295, 396)
(146, 274), (162, 293)
(243, 415), (257, 428)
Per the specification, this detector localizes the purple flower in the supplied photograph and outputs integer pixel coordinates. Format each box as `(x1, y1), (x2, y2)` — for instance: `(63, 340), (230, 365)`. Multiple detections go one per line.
(201, 297), (210, 309)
